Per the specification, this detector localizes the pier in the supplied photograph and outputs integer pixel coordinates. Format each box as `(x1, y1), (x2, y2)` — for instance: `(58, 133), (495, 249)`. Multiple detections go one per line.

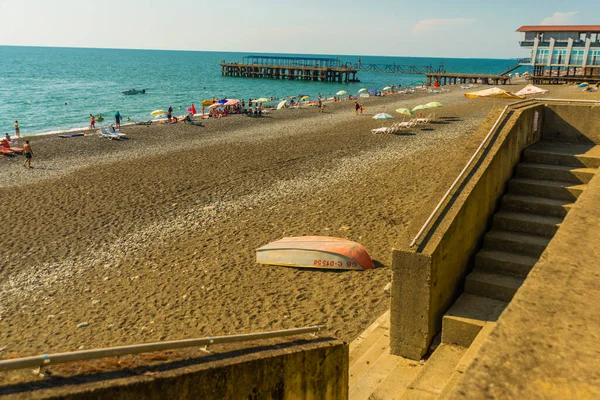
(220, 56), (359, 83)
(425, 72), (511, 86)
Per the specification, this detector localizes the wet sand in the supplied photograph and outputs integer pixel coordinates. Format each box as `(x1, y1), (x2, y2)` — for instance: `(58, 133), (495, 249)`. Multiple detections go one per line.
(0, 82), (595, 358)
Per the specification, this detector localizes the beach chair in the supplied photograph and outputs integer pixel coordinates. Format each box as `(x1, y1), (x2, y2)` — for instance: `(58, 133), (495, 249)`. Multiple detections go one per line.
(98, 127), (121, 140)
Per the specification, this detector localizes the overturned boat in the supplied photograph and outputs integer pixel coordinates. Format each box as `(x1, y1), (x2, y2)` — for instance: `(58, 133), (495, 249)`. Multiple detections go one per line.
(256, 236), (374, 271)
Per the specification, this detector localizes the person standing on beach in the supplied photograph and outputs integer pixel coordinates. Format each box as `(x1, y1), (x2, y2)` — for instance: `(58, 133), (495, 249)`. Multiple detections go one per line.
(14, 120), (20, 138)
(317, 96), (323, 112)
(90, 114), (96, 129)
(23, 140), (33, 168)
(354, 101), (361, 116)
(167, 105), (173, 123)
(114, 111), (121, 129)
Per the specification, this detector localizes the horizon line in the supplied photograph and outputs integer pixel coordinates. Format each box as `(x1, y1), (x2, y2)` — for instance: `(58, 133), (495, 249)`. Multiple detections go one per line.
(0, 44), (525, 61)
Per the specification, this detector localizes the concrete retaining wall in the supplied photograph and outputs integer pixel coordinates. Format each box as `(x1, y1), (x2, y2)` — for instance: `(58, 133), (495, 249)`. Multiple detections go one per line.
(543, 104), (600, 144)
(390, 105), (544, 360)
(2, 338), (347, 400)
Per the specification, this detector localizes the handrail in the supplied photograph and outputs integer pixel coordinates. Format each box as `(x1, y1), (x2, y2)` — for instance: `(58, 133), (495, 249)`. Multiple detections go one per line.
(409, 97), (600, 248)
(0, 325), (325, 372)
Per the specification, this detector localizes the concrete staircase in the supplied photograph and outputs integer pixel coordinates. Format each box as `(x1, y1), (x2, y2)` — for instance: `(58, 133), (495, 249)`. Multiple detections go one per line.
(349, 141), (600, 399)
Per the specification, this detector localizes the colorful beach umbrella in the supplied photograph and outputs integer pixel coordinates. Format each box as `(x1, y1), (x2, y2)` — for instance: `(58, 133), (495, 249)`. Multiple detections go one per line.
(336, 90), (347, 95)
(201, 99), (215, 106)
(383, 86), (392, 91)
(396, 108), (413, 116)
(277, 100), (287, 110)
(372, 113), (394, 120)
(254, 97), (269, 103)
(578, 82), (590, 87)
(224, 99), (240, 106)
(150, 109), (166, 116)
(358, 88), (367, 93)
(412, 104), (429, 112)
(425, 102), (443, 108)
(301, 95), (310, 101)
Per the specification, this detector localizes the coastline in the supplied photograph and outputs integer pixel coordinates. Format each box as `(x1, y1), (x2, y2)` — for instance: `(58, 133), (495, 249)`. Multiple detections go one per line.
(1, 82), (597, 359)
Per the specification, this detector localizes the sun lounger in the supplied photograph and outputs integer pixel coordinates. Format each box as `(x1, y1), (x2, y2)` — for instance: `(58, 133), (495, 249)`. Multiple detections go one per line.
(371, 122), (399, 134)
(416, 114), (433, 124)
(108, 126), (127, 138)
(398, 119), (418, 130)
(99, 127), (121, 140)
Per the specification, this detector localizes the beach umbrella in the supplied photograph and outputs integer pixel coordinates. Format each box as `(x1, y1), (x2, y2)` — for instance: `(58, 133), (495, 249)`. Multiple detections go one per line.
(425, 102), (443, 108)
(277, 100), (287, 110)
(150, 109), (166, 116)
(201, 99), (215, 106)
(412, 104), (429, 112)
(372, 113), (394, 120)
(336, 90), (347, 95)
(224, 99), (240, 106)
(191, 103), (197, 114)
(209, 103), (223, 109)
(578, 82), (590, 87)
(217, 98), (228, 104)
(358, 88), (367, 93)
(396, 108), (413, 116)
(301, 95), (310, 101)
(255, 97), (270, 103)
(383, 86), (392, 91)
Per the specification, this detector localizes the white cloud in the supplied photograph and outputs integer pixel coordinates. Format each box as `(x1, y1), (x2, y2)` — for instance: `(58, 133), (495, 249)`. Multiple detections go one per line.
(540, 11), (579, 25)
(412, 18), (476, 34)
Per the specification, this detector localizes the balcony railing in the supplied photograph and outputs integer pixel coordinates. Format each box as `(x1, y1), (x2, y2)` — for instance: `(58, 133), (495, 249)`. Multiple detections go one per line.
(519, 41), (534, 47)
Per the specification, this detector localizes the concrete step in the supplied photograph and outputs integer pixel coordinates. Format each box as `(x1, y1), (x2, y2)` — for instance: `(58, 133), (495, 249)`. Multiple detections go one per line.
(349, 333), (391, 388)
(508, 177), (586, 201)
(516, 162), (597, 184)
(465, 268), (526, 302)
(501, 194), (573, 218)
(349, 311), (390, 369)
(438, 324), (496, 398)
(483, 229), (551, 258)
(523, 142), (600, 168)
(400, 344), (467, 399)
(475, 249), (538, 276)
(442, 293), (507, 348)
(369, 358), (422, 400)
(493, 210), (562, 238)
(349, 350), (420, 400)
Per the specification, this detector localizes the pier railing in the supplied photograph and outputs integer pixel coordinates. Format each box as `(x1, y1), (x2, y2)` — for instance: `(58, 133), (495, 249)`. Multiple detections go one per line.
(353, 63), (445, 75)
(0, 326), (325, 372)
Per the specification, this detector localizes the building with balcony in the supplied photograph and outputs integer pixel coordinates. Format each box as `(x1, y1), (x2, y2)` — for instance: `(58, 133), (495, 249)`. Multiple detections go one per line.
(517, 25), (600, 84)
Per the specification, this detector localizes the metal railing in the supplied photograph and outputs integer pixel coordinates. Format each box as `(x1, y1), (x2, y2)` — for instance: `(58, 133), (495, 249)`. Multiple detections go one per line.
(409, 97), (600, 248)
(0, 325), (325, 372)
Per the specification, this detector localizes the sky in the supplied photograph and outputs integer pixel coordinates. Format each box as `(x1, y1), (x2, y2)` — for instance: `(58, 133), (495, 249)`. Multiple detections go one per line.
(1, 0), (599, 59)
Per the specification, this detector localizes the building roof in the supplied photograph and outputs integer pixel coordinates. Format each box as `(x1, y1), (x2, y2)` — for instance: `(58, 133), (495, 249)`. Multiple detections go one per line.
(517, 25), (600, 32)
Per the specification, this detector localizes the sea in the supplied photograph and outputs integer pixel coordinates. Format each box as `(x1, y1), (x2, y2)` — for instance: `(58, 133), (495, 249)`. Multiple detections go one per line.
(0, 46), (528, 136)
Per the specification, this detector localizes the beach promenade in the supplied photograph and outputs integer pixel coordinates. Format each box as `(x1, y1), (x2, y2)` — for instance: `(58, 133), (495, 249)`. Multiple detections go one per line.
(0, 83), (595, 362)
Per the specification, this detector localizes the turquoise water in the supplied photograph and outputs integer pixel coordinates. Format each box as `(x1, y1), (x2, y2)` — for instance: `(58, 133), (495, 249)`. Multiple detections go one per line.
(0, 46), (525, 136)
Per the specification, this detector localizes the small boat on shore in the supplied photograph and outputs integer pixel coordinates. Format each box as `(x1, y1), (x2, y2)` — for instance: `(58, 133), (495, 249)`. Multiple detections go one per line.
(121, 89), (146, 95)
(256, 236), (374, 271)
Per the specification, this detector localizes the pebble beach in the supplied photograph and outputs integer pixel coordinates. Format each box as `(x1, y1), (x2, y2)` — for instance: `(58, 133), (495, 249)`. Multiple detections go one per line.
(0, 82), (595, 359)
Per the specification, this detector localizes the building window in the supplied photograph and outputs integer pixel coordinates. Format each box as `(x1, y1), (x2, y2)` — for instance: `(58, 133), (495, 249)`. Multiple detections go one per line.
(571, 50), (584, 65)
(551, 49), (567, 64)
(536, 49), (549, 64)
(587, 50), (600, 66)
